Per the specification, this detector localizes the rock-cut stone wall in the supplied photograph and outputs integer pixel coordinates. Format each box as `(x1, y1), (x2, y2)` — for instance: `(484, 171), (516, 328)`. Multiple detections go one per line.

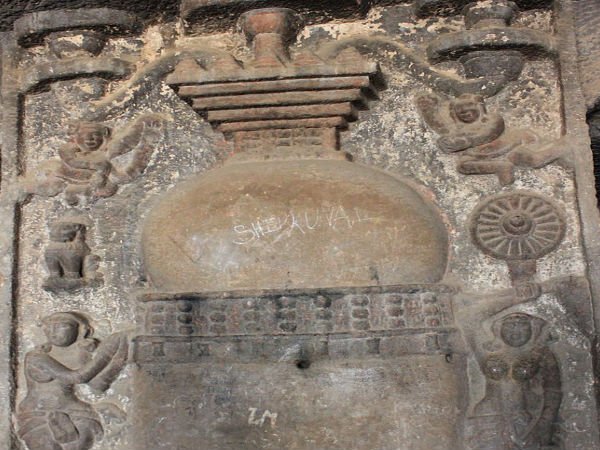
(1, 1), (600, 449)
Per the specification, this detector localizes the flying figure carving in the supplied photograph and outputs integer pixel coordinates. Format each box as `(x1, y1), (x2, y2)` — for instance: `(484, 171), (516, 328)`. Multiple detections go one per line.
(417, 93), (568, 185)
(18, 114), (164, 205)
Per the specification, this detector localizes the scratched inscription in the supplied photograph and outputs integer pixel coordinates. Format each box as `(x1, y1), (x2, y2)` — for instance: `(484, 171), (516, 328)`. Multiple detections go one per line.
(248, 408), (278, 428)
(232, 205), (379, 245)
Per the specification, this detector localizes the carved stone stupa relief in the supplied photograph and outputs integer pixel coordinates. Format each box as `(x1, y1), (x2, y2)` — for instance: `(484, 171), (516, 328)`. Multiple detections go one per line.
(1, 1), (600, 450)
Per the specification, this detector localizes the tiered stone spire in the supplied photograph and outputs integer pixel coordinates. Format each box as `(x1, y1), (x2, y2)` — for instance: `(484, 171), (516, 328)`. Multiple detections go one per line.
(166, 8), (383, 152)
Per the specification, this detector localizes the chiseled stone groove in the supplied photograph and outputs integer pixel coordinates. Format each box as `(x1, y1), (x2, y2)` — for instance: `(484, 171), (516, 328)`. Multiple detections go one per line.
(133, 330), (457, 364)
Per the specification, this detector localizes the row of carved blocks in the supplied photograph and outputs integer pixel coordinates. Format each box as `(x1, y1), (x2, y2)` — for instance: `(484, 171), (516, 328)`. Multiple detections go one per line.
(140, 291), (452, 337)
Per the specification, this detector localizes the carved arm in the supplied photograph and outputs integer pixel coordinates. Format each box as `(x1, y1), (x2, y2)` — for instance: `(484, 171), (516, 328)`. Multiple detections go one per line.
(59, 145), (110, 171)
(517, 349), (562, 447)
(107, 114), (163, 158)
(88, 332), (129, 392)
(107, 114), (164, 182)
(437, 115), (505, 153)
(416, 93), (451, 135)
(26, 352), (99, 385)
(453, 291), (525, 355)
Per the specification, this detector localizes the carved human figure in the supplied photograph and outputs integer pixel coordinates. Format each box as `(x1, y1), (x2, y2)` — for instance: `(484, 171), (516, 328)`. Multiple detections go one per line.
(417, 93), (567, 185)
(43, 218), (101, 292)
(16, 312), (129, 450)
(18, 114), (164, 205)
(455, 293), (562, 450)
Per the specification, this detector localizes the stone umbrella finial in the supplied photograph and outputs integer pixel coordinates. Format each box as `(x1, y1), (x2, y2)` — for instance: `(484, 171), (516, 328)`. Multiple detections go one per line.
(240, 8), (302, 67)
(463, 0), (518, 30)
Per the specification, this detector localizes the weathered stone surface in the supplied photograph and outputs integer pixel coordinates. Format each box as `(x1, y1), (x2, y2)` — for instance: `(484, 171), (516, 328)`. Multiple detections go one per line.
(180, 0), (372, 34)
(142, 159), (448, 291)
(13, 7), (140, 46)
(1, 1), (600, 450)
(0, 1), (175, 32)
(133, 353), (464, 450)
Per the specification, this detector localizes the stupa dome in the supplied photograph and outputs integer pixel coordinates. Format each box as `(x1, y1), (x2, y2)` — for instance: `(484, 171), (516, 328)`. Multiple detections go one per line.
(142, 158), (448, 292)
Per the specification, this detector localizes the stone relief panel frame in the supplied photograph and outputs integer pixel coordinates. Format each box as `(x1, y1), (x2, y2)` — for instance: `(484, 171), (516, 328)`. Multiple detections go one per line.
(0, 1), (599, 449)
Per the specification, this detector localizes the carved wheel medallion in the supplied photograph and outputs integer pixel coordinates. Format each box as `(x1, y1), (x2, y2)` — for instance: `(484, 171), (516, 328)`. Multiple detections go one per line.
(470, 192), (565, 260)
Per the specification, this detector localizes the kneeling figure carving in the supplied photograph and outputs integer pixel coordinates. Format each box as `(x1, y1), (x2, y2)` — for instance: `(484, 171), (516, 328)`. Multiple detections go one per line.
(16, 312), (129, 450)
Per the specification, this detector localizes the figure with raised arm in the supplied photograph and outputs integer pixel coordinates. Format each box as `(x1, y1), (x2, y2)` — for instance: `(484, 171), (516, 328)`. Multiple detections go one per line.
(16, 312), (129, 450)
(455, 292), (562, 450)
(18, 114), (163, 205)
(417, 93), (567, 185)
